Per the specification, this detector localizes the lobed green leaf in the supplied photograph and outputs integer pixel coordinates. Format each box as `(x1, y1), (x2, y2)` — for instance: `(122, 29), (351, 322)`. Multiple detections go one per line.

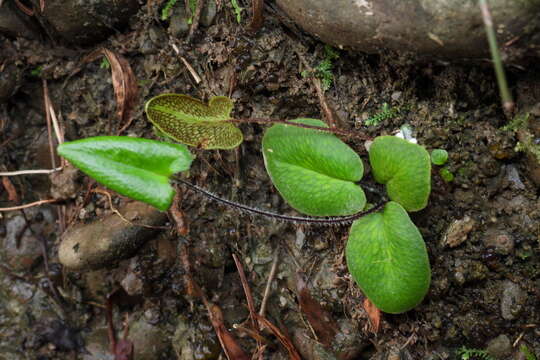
(57, 136), (194, 211)
(346, 201), (431, 313)
(369, 136), (431, 212)
(262, 118), (365, 216)
(145, 94), (243, 149)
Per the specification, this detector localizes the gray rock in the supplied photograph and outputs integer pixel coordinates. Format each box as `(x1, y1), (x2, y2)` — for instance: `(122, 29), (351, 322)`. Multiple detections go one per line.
(49, 164), (79, 200)
(201, 0), (217, 27)
(506, 165), (526, 190)
(2, 207), (56, 271)
(295, 227), (306, 249)
(2, 214), (42, 271)
(500, 281), (526, 320)
(58, 201), (167, 271)
(129, 316), (170, 360)
(483, 229), (515, 255)
(120, 267), (143, 296)
(293, 327), (338, 360)
(277, 0), (540, 62)
(29, 0), (140, 45)
(0, 1), (40, 38)
(172, 315), (220, 360)
(82, 326), (114, 360)
(486, 334), (512, 359)
(332, 319), (368, 359)
(169, 10), (190, 38)
(0, 62), (22, 103)
(83, 269), (115, 300)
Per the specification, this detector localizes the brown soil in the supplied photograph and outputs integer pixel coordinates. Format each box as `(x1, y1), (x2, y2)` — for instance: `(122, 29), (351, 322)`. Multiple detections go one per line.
(1, 1), (539, 359)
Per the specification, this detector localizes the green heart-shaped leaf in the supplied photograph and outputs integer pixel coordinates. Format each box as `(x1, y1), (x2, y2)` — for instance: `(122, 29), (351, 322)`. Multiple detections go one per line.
(262, 118), (365, 216)
(145, 94), (243, 149)
(346, 201), (430, 313)
(57, 136), (194, 211)
(369, 136), (431, 212)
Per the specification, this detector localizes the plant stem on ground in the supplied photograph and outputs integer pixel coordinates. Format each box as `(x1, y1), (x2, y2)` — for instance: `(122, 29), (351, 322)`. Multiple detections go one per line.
(479, 0), (515, 117)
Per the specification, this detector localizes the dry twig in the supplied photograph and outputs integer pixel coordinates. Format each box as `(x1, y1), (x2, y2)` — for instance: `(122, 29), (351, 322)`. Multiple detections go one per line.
(259, 248), (279, 317)
(1, 176), (19, 202)
(0, 199), (60, 212)
(172, 44), (202, 84)
(232, 253), (259, 332)
(0, 167), (62, 176)
(249, 0), (264, 32)
(14, 0), (33, 15)
(43, 80), (63, 168)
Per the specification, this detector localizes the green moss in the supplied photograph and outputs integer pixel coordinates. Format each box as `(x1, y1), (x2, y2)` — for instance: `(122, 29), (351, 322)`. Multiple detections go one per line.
(519, 344), (537, 360)
(502, 112), (529, 132)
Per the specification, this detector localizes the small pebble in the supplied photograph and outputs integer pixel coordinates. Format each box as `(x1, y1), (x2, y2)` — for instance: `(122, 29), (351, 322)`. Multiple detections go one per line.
(500, 281), (526, 320)
(59, 202), (167, 271)
(442, 216), (475, 248)
(486, 334), (512, 359)
(200, 0), (217, 27)
(483, 229), (514, 255)
(506, 165), (526, 190)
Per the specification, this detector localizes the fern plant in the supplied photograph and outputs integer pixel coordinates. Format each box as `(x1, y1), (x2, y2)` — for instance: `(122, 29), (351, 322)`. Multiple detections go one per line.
(457, 346), (495, 360)
(58, 94), (434, 314)
(364, 103), (400, 126)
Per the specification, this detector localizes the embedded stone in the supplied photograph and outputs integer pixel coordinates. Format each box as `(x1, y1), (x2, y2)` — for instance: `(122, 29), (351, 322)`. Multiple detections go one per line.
(58, 201), (167, 271)
(277, 0), (540, 62)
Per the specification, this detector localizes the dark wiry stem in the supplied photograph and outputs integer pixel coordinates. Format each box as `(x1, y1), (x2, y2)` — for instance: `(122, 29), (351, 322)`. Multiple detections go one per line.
(172, 177), (386, 226)
(227, 118), (368, 140)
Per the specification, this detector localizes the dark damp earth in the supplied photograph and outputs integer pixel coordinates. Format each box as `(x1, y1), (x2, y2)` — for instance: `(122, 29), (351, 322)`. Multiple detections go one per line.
(0, 1), (539, 359)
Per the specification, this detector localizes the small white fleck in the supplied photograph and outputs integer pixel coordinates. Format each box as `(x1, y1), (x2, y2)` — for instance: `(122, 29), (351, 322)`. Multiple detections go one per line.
(267, 148), (273, 153)
(365, 140), (373, 152)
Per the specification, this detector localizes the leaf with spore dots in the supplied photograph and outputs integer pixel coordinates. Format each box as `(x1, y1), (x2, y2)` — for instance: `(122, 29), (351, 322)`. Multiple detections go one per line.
(145, 94), (243, 149)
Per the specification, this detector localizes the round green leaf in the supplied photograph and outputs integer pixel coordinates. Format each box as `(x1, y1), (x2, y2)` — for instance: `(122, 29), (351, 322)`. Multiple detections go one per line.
(369, 136), (431, 212)
(346, 201), (431, 313)
(262, 118), (365, 216)
(145, 94), (243, 149)
(57, 136), (194, 211)
(431, 149), (449, 165)
(439, 167), (454, 182)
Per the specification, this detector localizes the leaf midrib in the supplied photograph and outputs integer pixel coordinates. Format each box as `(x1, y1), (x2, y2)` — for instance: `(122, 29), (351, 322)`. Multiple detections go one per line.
(271, 155), (357, 183)
(66, 149), (173, 180)
(151, 104), (229, 122)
